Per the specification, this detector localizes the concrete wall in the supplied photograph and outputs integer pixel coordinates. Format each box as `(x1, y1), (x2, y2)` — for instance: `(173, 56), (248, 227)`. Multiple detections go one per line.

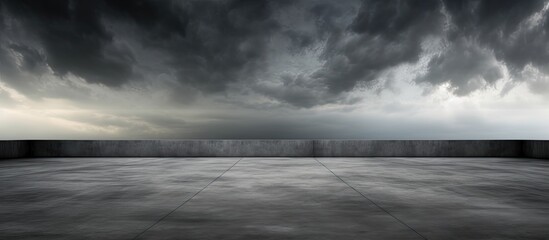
(31, 140), (314, 157)
(0, 140), (548, 159)
(0, 141), (29, 159)
(314, 140), (522, 157)
(522, 140), (549, 159)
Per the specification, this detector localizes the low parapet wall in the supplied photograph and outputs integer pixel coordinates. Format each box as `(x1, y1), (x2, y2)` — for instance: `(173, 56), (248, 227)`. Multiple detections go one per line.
(522, 140), (549, 159)
(313, 140), (522, 157)
(0, 139), (547, 159)
(0, 141), (29, 159)
(30, 140), (313, 157)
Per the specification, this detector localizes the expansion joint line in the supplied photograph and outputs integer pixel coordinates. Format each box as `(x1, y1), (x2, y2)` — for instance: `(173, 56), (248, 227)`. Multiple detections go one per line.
(313, 157), (428, 240)
(132, 157), (243, 239)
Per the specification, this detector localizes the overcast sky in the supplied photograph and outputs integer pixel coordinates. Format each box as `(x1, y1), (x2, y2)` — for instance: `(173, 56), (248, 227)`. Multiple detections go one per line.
(1, 0), (549, 139)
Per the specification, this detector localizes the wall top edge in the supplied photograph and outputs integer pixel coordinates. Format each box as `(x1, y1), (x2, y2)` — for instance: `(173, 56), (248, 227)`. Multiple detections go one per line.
(0, 139), (542, 141)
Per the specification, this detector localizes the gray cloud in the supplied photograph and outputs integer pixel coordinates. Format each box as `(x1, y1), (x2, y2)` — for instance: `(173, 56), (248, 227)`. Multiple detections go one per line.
(311, 0), (444, 94)
(442, 0), (548, 75)
(254, 74), (334, 108)
(8, 44), (47, 74)
(164, 0), (286, 93)
(0, 3), (3, 29)
(529, 78), (549, 96)
(416, 39), (504, 95)
(1, 0), (549, 108)
(2, 0), (136, 87)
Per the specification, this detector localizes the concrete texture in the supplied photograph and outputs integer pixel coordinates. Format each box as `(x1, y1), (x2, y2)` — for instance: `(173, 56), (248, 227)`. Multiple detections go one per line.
(0, 141), (29, 159)
(523, 140), (549, 159)
(313, 140), (522, 157)
(30, 140), (314, 158)
(1, 157), (548, 239)
(0, 157), (238, 239)
(320, 157), (549, 239)
(1, 140), (548, 159)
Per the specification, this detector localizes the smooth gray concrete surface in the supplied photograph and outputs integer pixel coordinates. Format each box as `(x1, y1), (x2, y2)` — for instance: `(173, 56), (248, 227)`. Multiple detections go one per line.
(138, 158), (421, 239)
(1, 157), (548, 239)
(320, 157), (549, 239)
(0, 157), (238, 239)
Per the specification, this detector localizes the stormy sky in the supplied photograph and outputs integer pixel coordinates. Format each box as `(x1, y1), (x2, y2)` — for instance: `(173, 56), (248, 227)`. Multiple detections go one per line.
(1, 0), (549, 139)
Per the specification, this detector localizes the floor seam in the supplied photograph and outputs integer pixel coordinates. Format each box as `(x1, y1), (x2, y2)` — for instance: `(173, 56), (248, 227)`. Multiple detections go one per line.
(313, 157), (428, 240)
(132, 157), (243, 239)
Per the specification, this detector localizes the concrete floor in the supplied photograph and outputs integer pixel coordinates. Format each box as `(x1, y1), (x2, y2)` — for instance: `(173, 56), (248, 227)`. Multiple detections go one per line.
(1, 157), (548, 240)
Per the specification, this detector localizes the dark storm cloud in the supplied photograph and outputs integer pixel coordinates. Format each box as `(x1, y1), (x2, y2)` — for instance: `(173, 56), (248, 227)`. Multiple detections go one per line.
(1, 0), (135, 87)
(0, 0), (295, 95)
(254, 74), (332, 108)
(162, 0), (287, 93)
(1, 0), (549, 107)
(312, 0), (444, 94)
(0, 3), (15, 83)
(8, 44), (47, 74)
(0, 2), (3, 28)
(311, 0), (547, 97)
(106, 0), (190, 40)
(415, 39), (504, 95)
(420, 0), (549, 94)
(103, 0), (294, 93)
(0, 44), (39, 97)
